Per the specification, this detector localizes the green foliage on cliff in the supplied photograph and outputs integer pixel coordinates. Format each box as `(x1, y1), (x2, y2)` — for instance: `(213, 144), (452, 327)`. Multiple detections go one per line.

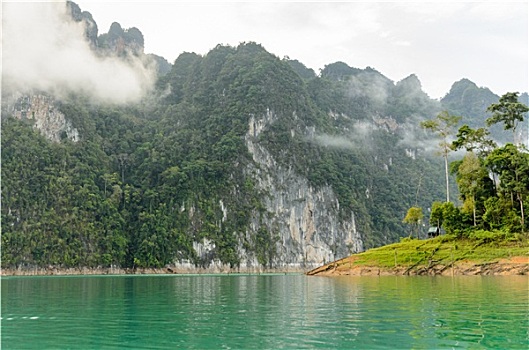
(3, 42), (523, 270)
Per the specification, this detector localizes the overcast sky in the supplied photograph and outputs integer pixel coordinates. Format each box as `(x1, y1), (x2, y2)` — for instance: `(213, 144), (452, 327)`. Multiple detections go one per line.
(8, 1), (529, 100)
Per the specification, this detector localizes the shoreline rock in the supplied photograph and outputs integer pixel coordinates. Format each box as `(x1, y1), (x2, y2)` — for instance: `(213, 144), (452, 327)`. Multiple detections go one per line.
(306, 256), (529, 276)
(2, 257), (527, 277)
(0, 265), (308, 277)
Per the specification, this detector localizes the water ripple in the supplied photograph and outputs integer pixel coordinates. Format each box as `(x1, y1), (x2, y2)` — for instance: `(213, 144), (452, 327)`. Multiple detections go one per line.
(2, 275), (528, 349)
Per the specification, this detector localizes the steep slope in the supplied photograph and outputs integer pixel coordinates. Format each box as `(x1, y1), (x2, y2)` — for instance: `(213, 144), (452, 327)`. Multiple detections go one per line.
(144, 43), (367, 269)
(2, 2), (473, 272)
(2, 42), (451, 271)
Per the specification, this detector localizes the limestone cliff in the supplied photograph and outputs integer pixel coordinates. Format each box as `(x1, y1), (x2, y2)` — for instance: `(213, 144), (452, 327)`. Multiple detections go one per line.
(176, 109), (364, 272)
(4, 94), (79, 143)
(97, 22), (144, 57)
(67, 1), (98, 49)
(242, 111), (363, 269)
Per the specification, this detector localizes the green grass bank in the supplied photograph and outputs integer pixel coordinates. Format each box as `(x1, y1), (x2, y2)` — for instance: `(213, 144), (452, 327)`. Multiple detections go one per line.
(308, 231), (529, 276)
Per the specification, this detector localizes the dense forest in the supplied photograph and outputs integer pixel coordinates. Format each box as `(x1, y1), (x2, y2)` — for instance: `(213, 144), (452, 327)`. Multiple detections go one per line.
(423, 92), (529, 237)
(2, 4), (528, 271)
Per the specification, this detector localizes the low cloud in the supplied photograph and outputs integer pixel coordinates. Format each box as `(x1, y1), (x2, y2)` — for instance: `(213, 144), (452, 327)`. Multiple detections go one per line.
(313, 121), (376, 150)
(397, 124), (438, 154)
(314, 134), (355, 149)
(346, 71), (391, 108)
(2, 2), (155, 104)
(397, 122), (466, 160)
(315, 119), (447, 157)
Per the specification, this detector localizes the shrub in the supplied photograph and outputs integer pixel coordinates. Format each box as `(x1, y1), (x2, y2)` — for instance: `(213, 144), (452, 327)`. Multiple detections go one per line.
(467, 229), (511, 244)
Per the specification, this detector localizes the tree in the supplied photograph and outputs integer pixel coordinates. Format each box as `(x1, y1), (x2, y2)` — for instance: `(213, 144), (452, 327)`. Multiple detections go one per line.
(486, 92), (529, 144)
(486, 144), (529, 231)
(421, 111), (462, 202)
(403, 206), (424, 239)
(455, 152), (488, 226)
(429, 201), (444, 231)
(452, 125), (496, 157)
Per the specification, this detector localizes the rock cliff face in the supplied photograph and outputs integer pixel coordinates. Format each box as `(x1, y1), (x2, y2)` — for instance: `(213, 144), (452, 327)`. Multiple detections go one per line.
(67, 1), (98, 49)
(5, 94), (79, 143)
(242, 111), (363, 269)
(179, 110), (364, 272)
(97, 22), (144, 57)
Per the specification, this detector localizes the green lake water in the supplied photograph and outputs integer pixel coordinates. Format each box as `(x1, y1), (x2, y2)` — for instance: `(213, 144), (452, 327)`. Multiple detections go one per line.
(1, 274), (528, 349)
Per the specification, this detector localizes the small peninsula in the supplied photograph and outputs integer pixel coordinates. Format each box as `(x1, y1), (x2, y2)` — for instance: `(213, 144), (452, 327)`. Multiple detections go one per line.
(307, 233), (529, 276)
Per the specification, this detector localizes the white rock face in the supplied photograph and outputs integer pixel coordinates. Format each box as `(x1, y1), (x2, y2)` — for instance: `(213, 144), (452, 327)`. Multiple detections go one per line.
(174, 110), (364, 272)
(6, 94), (79, 143)
(405, 148), (416, 160)
(240, 111), (364, 270)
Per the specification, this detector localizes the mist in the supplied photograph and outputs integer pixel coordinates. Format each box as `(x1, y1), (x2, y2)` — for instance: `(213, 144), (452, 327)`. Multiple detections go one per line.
(2, 2), (156, 104)
(397, 124), (441, 155)
(346, 71), (391, 108)
(313, 121), (377, 150)
(313, 118), (450, 159)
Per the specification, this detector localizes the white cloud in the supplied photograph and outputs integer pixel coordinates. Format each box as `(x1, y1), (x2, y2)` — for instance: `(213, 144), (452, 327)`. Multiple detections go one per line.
(469, 3), (524, 21)
(2, 2), (156, 104)
(394, 41), (412, 47)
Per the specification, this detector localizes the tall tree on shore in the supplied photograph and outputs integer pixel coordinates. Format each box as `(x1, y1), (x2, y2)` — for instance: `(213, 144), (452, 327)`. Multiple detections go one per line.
(486, 92), (529, 145)
(452, 125), (496, 157)
(421, 111), (461, 202)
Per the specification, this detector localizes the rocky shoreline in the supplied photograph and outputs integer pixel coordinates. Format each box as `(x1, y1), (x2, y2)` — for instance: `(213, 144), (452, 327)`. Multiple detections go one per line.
(306, 256), (529, 276)
(2, 257), (528, 277)
(0, 265), (308, 276)
(1, 267), (169, 276)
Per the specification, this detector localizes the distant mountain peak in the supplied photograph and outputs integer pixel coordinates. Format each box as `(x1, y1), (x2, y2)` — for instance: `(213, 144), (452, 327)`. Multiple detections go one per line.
(396, 74), (422, 90)
(98, 22), (145, 56)
(320, 62), (362, 81)
(66, 1), (98, 48)
(451, 78), (479, 90)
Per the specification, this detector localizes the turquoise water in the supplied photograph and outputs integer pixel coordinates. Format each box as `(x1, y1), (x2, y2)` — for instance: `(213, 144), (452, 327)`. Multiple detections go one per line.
(1, 274), (528, 349)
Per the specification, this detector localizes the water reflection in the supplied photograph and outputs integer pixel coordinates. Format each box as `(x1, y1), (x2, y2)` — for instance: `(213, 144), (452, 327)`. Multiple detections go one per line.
(2, 275), (528, 349)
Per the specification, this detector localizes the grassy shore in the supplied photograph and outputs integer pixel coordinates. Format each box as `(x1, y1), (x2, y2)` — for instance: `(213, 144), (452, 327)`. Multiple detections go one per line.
(307, 231), (529, 276)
